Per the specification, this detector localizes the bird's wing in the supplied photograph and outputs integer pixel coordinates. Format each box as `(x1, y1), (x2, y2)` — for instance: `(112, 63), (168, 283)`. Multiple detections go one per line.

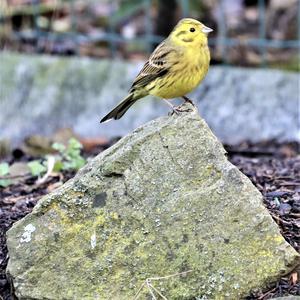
(129, 41), (177, 93)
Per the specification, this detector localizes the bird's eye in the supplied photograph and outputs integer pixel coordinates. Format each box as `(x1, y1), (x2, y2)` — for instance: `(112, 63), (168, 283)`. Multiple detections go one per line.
(190, 27), (195, 32)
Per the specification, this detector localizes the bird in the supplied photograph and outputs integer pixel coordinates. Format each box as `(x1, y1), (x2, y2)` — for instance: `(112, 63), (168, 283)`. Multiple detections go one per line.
(100, 18), (213, 123)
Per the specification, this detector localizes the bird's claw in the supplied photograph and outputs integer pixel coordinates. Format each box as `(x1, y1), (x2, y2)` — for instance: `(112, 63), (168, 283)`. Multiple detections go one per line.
(169, 106), (193, 116)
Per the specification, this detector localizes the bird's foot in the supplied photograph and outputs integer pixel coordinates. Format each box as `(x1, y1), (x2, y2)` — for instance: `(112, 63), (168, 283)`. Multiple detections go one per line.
(163, 98), (194, 116)
(169, 105), (193, 116)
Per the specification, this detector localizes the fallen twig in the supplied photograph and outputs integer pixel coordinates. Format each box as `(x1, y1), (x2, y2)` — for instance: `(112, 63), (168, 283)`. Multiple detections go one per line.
(270, 213), (291, 225)
(257, 286), (277, 299)
(3, 194), (40, 204)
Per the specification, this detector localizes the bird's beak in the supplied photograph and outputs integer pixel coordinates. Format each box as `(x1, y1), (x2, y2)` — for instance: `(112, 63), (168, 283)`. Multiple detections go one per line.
(202, 26), (213, 34)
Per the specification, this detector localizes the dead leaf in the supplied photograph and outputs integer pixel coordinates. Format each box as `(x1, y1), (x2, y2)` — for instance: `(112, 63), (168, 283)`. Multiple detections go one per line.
(51, 128), (78, 146)
(23, 135), (53, 156)
(79, 137), (109, 152)
(290, 272), (298, 285)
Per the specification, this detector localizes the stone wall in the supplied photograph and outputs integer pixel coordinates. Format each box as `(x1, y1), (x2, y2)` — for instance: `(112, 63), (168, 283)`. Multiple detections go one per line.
(0, 52), (298, 145)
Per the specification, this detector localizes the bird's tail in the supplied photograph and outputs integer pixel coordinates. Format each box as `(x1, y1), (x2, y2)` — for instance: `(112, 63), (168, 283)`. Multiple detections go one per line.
(100, 93), (138, 123)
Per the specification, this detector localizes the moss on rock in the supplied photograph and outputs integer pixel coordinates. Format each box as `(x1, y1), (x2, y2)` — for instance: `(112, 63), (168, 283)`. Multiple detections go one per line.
(6, 105), (300, 299)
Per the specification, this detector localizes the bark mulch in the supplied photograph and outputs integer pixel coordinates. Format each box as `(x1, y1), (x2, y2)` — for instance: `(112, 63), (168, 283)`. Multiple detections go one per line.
(0, 141), (299, 300)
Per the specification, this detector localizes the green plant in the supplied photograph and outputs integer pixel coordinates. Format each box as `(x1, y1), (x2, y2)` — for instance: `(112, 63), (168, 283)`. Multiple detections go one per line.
(0, 162), (11, 187)
(28, 137), (86, 176)
(52, 138), (86, 171)
(27, 160), (47, 177)
(0, 138), (86, 186)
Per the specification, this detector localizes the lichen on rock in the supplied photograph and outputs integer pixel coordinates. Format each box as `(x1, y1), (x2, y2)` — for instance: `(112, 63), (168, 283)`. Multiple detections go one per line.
(6, 104), (300, 299)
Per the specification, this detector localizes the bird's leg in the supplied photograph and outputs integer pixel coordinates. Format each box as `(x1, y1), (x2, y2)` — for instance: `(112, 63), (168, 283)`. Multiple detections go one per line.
(180, 95), (197, 112)
(163, 99), (176, 110)
(163, 99), (180, 115)
(182, 95), (195, 106)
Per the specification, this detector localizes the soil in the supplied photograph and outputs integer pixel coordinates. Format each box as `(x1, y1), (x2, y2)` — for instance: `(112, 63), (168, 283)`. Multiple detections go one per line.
(0, 141), (299, 300)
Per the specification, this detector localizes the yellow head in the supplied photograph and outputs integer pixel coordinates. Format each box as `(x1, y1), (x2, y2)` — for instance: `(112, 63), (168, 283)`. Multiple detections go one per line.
(169, 18), (213, 47)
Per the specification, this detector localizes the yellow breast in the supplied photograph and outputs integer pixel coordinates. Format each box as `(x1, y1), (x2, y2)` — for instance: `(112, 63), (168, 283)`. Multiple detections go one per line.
(149, 45), (210, 99)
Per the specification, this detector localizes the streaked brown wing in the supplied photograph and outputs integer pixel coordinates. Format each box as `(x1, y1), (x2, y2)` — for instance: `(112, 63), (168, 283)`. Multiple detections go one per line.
(129, 41), (177, 93)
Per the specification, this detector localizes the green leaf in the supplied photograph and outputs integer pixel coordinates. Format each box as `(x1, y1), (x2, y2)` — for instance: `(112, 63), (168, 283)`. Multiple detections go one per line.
(68, 138), (83, 150)
(52, 142), (66, 153)
(51, 138), (86, 172)
(63, 156), (86, 171)
(75, 157), (86, 169)
(0, 179), (11, 188)
(27, 160), (47, 176)
(53, 159), (63, 172)
(0, 163), (11, 187)
(0, 162), (9, 176)
(66, 138), (83, 159)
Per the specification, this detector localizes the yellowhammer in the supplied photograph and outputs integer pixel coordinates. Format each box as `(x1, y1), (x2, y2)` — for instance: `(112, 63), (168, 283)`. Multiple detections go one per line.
(100, 18), (213, 123)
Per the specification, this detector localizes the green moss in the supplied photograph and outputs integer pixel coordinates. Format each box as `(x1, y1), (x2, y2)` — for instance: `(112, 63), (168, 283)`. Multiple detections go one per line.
(6, 108), (300, 299)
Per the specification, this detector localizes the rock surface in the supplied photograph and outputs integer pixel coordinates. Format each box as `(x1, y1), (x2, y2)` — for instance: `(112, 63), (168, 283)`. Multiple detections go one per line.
(0, 52), (299, 145)
(6, 105), (300, 299)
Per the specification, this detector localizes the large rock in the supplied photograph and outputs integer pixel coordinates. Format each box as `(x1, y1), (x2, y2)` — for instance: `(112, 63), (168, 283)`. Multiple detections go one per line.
(0, 52), (299, 145)
(6, 105), (299, 299)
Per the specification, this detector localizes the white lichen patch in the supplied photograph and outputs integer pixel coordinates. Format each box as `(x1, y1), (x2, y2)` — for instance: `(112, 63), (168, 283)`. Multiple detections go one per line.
(91, 232), (97, 249)
(20, 224), (36, 243)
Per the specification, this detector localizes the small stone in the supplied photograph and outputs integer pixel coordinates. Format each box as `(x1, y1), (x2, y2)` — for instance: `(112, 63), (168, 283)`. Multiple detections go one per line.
(279, 203), (292, 216)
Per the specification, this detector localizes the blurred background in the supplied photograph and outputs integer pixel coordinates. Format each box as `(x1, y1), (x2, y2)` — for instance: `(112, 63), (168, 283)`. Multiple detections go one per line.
(1, 0), (299, 67)
(0, 0), (299, 150)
